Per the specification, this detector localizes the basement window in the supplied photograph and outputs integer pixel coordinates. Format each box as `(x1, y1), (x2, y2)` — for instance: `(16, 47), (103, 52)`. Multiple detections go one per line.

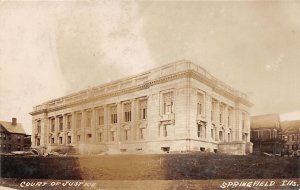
(200, 147), (205, 152)
(161, 147), (170, 152)
(120, 149), (127, 152)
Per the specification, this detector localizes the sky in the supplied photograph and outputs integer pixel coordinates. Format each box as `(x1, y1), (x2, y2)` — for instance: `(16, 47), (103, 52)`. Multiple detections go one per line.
(0, 1), (300, 134)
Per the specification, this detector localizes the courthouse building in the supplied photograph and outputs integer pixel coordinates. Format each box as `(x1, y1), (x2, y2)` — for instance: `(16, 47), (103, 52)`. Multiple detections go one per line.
(30, 60), (253, 155)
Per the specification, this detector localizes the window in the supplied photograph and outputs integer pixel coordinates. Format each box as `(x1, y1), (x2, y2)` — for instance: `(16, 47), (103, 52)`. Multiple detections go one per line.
(111, 106), (118, 124)
(197, 123), (206, 138)
(51, 137), (54, 144)
(37, 120), (41, 133)
(163, 92), (174, 114)
(87, 134), (92, 139)
(17, 136), (21, 142)
(98, 132), (102, 142)
(77, 113), (82, 129)
(211, 100), (217, 122)
(219, 105), (224, 123)
(87, 111), (92, 128)
(242, 113), (246, 130)
(50, 118), (55, 132)
(67, 136), (71, 144)
(59, 116), (63, 131)
(8, 144), (11, 151)
(77, 135), (81, 142)
(292, 135), (298, 141)
(139, 128), (145, 140)
(67, 115), (72, 130)
(139, 100), (148, 120)
(59, 137), (63, 144)
(98, 109), (104, 125)
(228, 108), (233, 126)
(111, 131), (115, 141)
(36, 138), (40, 146)
(211, 128), (214, 140)
(3, 134), (6, 140)
(197, 93), (204, 115)
(17, 145), (21, 151)
(125, 130), (129, 140)
(124, 103), (132, 122)
(163, 125), (168, 137)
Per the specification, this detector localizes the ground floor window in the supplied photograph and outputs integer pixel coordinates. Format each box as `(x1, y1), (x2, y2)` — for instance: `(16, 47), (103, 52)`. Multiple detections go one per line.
(111, 131), (115, 142)
(98, 133), (102, 142)
(36, 138), (40, 146)
(163, 125), (168, 137)
(77, 135), (81, 142)
(67, 136), (71, 144)
(59, 137), (63, 144)
(139, 128), (144, 140)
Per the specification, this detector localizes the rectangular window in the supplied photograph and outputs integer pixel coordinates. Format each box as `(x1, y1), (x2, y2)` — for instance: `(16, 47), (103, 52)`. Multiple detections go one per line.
(67, 136), (71, 144)
(77, 135), (81, 142)
(163, 125), (168, 137)
(140, 128), (144, 140)
(87, 111), (92, 128)
(50, 118), (55, 132)
(197, 125), (201, 137)
(111, 131), (115, 141)
(139, 100), (148, 120)
(59, 137), (63, 144)
(37, 120), (41, 133)
(242, 113), (246, 130)
(98, 108), (104, 125)
(211, 100), (216, 122)
(163, 92), (174, 115)
(98, 132), (102, 142)
(17, 145), (21, 151)
(17, 136), (21, 142)
(228, 108), (232, 126)
(125, 130), (129, 140)
(111, 106), (117, 124)
(219, 105), (224, 123)
(124, 103), (132, 122)
(36, 138), (40, 146)
(211, 129), (214, 140)
(67, 115), (72, 130)
(51, 137), (54, 144)
(87, 134), (92, 139)
(77, 113), (82, 129)
(59, 116), (63, 131)
(197, 93), (204, 115)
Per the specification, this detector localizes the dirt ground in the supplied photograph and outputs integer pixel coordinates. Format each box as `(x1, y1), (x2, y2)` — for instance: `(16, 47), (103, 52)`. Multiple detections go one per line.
(1, 153), (299, 180)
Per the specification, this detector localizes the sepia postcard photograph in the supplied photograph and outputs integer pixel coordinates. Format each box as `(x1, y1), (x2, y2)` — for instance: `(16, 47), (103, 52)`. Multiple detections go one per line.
(0, 0), (299, 189)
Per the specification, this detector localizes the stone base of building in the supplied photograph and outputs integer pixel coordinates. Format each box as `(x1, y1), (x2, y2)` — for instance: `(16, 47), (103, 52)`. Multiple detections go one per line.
(34, 139), (251, 155)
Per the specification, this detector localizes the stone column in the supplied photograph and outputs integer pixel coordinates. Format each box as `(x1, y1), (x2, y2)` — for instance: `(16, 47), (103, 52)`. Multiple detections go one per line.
(91, 108), (96, 143)
(206, 94), (212, 141)
(81, 110), (85, 142)
(116, 102), (121, 142)
(131, 99), (137, 141)
(215, 101), (220, 141)
(104, 106), (108, 142)
(63, 115), (67, 145)
(71, 112), (76, 146)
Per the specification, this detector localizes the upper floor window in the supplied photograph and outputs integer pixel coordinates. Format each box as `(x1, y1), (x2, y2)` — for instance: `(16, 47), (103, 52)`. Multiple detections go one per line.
(67, 115), (72, 130)
(139, 100), (148, 120)
(87, 111), (92, 128)
(219, 104), (224, 124)
(111, 106), (118, 124)
(50, 118), (55, 132)
(197, 93), (205, 115)
(17, 136), (21, 142)
(58, 116), (63, 131)
(37, 120), (41, 133)
(211, 100), (217, 122)
(98, 108), (104, 126)
(242, 113), (246, 130)
(77, 113), (82, 129)
(228, 108), (233, 126)
(124, 103), (132, 122)
(163, 92), (174, 115)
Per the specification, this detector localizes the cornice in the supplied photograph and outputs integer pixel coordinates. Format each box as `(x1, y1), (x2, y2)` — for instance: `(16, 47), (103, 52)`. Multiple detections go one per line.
(31, 61), (252, 115)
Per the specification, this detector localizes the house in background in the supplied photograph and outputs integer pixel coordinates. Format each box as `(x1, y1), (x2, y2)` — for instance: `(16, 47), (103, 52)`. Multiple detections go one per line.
(250, 113), (282, 154)
(279, 120), (300, 151)
(0, 118), (29, 153)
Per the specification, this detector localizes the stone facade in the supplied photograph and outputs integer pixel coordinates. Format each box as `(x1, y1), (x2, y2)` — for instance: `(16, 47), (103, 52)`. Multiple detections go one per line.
(30, 60), (253, 155)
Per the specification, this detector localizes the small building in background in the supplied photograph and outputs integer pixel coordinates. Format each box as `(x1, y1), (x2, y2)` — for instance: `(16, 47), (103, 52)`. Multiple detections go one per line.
(279, 120), (300, 152)
(0, 118), (29, 153)
(250, 113), (282, 154)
